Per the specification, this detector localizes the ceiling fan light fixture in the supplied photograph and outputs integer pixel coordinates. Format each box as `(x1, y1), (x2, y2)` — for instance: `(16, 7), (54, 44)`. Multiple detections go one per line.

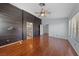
(40, 8), (45, 16)
(39, 3), (45, 7)
(35, 3), (51, 17)
(40, 13), (45, 16)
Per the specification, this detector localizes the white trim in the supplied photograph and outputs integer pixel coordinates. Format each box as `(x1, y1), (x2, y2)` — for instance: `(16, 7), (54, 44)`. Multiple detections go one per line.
(0, 40), (23, 48)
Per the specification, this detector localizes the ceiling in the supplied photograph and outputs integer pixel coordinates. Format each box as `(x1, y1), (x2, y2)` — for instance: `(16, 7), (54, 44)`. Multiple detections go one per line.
(11, 3), (79, 19)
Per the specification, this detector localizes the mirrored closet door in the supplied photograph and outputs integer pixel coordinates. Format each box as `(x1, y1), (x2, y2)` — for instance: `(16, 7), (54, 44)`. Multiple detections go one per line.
(26, 22), (33, 39)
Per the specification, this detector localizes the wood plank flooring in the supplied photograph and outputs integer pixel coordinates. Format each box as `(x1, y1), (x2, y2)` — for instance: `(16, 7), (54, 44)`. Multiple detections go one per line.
(0, 35), (77, 56)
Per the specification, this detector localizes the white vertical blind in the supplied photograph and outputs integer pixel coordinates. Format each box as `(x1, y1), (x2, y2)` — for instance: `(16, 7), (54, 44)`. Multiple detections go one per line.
(69, 12), (79, 41)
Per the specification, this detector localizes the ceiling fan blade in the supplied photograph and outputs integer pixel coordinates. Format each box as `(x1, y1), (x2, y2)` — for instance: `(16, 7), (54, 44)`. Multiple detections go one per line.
(35, 12), (40, 14)
(45, 10), (51, 14)
(48, 12), (51, 14)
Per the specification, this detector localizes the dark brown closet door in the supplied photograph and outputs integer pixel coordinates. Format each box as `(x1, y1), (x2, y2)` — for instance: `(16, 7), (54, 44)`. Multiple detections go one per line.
(0, 3), (22, 46)
(23, 10), (41, 39)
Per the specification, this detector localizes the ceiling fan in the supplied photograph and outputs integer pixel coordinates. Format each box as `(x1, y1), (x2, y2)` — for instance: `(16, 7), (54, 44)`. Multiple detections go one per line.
(35, 3), (51, 17)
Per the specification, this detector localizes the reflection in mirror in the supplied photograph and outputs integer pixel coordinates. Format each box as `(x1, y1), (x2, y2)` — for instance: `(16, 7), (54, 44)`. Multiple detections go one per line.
(26, 22), (33, 40)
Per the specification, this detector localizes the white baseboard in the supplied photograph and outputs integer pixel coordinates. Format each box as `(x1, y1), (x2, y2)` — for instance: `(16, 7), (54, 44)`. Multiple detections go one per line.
(49, 35), (68, 40)
(68, 39), (79, 55)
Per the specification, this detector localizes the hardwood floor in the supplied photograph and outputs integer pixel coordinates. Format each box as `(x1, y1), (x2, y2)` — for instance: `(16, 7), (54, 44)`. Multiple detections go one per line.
(0, 35), (77, 56)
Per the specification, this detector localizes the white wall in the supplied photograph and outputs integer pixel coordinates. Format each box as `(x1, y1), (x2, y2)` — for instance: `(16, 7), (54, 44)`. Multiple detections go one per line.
(43, 24), (49, 34)
(40, 24), (49, 35)
(40, 25), (43, 35)
(42, 18), (68, 39)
